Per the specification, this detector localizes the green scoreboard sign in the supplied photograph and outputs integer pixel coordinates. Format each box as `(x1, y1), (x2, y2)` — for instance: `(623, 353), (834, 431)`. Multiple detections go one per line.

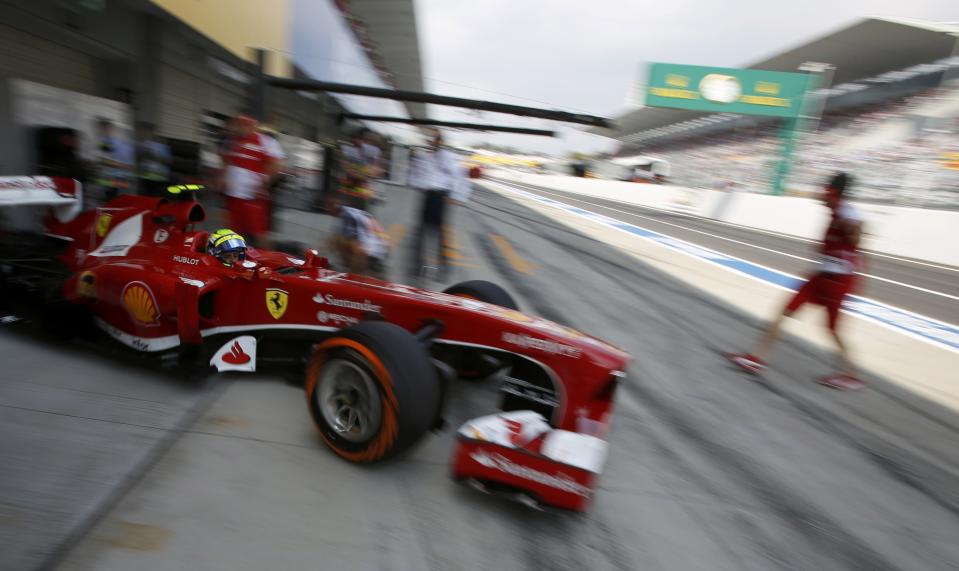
(645, 63), (815, 118)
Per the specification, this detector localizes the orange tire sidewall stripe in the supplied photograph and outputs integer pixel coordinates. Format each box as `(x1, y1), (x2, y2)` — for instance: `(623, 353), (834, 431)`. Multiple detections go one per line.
(305, 337), (400, 462)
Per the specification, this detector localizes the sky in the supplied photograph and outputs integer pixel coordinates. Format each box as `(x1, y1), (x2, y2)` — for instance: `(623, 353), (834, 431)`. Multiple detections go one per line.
(413, 0), (957, 156)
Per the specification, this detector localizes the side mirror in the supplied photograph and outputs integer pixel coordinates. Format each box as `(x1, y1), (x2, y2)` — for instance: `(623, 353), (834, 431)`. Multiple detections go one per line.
(304, 249), (329, 269)
(152, 215), (176, 225)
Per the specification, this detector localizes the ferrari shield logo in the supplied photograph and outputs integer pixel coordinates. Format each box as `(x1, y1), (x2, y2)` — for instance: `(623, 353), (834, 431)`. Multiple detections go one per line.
(265, 288), (288, 320)
(95, 213), (113, 238)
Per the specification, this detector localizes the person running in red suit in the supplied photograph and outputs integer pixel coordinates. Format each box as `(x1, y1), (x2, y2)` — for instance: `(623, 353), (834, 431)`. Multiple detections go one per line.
(220, 114), (285, 248)
(727, 172), (866, 390)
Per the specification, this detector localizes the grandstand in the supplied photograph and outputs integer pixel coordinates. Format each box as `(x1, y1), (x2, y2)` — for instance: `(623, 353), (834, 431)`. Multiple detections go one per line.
(604, 18), (959, 209)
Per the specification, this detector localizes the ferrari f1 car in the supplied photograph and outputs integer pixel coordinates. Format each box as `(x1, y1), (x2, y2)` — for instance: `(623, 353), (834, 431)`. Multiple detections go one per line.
(0, 177), (631, 511)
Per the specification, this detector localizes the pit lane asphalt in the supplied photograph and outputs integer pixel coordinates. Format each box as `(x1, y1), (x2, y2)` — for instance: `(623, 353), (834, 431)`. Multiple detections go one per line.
(4, 183), (958, 570)
(0, 330), (224, 571)
(487, 177), (959, 325)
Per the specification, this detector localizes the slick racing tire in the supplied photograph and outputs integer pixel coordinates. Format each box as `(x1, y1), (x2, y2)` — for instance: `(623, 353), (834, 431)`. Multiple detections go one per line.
(443, 280), (518, 310)
(40, 266), (88, 342)
(442, 280), (518, 380)
(305, 322), (440, 463)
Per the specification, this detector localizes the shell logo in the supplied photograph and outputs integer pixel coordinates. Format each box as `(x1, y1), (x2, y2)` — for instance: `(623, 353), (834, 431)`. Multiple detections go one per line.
(121, 281), (160, 326)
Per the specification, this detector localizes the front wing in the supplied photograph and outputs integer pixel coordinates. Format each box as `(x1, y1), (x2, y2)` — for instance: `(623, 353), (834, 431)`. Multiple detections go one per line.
(451, 411), (609, 511)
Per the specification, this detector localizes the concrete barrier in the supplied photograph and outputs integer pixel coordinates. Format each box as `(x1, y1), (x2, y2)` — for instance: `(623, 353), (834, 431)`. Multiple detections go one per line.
(489, 170), (959, 267)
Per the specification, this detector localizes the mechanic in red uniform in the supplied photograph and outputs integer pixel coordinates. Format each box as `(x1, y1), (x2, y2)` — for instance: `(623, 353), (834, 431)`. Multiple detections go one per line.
(727, 172), (866, 390)
(220, 114), (285, 248)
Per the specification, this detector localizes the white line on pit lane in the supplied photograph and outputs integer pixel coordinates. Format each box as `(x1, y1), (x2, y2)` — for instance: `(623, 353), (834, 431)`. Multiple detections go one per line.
(498, 178), (959, 274)
(485, 180), (959, 353)
(499, 182), (959, 303)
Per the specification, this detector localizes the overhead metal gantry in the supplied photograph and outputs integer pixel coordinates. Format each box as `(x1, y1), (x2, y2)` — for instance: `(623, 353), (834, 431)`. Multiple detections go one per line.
(253, 49), (612, 133)
(338, 114), (556, 136)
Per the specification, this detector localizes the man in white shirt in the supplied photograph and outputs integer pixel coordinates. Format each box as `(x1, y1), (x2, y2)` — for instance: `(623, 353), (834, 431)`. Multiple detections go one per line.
(407, 129), (470, 281)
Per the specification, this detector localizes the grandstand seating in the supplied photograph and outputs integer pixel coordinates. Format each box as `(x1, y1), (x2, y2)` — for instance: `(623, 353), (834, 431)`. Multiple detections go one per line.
(630, 86), (959, 208)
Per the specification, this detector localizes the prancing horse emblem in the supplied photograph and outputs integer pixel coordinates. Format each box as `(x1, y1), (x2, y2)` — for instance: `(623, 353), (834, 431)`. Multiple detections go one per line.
(95, 213), (113, 238)
(265, 288), (288, 320)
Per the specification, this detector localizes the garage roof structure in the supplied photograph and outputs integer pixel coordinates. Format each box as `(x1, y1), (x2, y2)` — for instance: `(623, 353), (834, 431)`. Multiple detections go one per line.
(348, 0), (427, 119)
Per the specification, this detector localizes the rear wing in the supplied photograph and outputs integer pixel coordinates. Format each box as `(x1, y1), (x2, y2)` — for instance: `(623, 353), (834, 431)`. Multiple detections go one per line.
(0, 177), (83, 222)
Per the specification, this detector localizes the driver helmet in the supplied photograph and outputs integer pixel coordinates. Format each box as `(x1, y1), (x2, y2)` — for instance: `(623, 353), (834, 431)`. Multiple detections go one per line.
(207, 229), (247, 267)
(823, 172), (850, 206)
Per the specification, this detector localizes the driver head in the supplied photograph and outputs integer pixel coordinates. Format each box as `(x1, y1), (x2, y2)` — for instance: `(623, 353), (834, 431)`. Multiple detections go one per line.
(207, 229), (248, 267)
(823, 172), (850, 208)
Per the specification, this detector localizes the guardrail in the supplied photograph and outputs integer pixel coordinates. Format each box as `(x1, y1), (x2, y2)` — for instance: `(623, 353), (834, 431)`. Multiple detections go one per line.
(488, 170), (959, 268)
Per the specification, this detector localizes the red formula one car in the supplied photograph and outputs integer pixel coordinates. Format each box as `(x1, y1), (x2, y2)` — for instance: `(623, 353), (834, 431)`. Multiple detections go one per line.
(0, 178), (631, 511)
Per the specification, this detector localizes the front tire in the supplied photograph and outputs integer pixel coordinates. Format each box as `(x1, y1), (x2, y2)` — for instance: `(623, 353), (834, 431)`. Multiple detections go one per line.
(305, 322), (440, 462)
(442, 280), (518, 380)
(443, 280), (518, 310)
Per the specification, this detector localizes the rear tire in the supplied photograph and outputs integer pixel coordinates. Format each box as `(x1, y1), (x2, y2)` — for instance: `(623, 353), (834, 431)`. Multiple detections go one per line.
(305, 322), (440, 462)
(40, 272), (88, 342)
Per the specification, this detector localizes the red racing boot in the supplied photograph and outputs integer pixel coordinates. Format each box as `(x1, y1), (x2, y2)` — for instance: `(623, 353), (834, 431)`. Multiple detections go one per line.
(724, 353), (767, 375)
(817, 374), (866, 391)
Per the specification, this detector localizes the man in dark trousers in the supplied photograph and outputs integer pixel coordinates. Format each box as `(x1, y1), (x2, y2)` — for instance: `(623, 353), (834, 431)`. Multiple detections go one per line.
(407, 129), (469, 282)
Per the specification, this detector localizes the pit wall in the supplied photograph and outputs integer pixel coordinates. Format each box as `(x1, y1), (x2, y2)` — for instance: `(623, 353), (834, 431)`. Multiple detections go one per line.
(488, 170), (958, 268)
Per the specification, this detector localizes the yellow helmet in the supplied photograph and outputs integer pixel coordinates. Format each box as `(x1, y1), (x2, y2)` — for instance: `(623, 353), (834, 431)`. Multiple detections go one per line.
(207, 229), (247, 266)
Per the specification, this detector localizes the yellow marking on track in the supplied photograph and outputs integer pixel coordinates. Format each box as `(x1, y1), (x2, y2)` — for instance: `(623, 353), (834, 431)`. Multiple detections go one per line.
(387, 223), (406, 252)
(490, 234), (536, 275)
(450, 260), (480, 268)
(420, 226), (475, 268)
(204, 415), (250, 429)
(100, 521), (172, 552)
(443, 226), (469, 260)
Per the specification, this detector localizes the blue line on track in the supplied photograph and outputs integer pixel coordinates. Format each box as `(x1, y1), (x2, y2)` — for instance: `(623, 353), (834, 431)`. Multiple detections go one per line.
(491, 181), (959, 353)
